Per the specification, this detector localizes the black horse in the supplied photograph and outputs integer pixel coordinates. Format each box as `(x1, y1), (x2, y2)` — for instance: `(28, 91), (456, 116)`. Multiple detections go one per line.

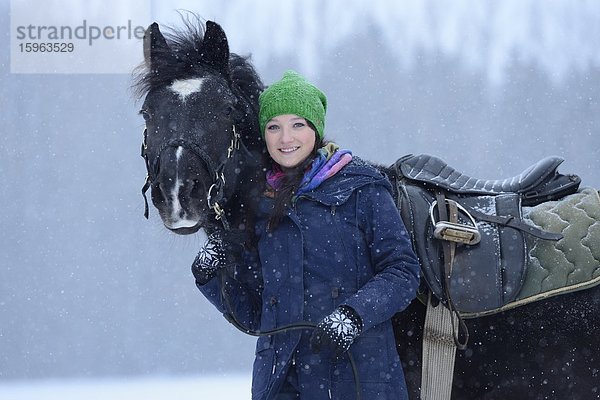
(133, 19), (600, 399)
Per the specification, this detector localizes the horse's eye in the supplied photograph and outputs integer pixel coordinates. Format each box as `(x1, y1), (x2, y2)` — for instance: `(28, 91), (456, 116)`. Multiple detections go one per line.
(140, 109), (151, 121)
(223, 105), (234, 116)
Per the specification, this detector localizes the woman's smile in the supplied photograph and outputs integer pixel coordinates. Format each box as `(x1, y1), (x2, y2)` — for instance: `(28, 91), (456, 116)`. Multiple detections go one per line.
(279, 146), (300, 153)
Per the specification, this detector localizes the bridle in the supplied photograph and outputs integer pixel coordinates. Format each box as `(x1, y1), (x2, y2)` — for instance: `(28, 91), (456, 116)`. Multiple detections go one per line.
(140, 124), (240, 231)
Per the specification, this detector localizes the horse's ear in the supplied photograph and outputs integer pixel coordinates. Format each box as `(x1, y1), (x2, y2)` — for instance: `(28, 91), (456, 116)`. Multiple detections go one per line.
(143, 22), (172, 69)
(199, 21), (230, 73)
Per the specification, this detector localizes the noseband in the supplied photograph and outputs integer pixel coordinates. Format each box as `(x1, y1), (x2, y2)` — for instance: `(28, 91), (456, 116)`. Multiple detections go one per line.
(140, 125), (240, 230)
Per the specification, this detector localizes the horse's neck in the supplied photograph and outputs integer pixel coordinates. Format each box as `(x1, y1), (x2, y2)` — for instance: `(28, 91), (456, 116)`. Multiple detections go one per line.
(223, 143), (266, 232)
(224, 109), (267, 232)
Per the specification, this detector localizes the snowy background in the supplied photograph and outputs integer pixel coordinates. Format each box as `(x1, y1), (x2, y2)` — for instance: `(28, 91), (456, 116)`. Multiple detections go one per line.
(1, 0), (599, 398)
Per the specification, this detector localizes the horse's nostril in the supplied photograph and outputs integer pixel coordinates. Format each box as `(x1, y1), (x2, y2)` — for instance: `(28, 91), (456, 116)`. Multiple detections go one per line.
(151, 180), (170, 204)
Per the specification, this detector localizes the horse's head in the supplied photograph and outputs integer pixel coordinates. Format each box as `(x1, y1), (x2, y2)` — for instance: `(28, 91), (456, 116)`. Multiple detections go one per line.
(134, 19), (265, 234)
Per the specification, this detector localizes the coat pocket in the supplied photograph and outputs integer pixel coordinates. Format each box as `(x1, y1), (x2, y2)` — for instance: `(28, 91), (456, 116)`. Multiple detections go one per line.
(252, 337), (276, 398)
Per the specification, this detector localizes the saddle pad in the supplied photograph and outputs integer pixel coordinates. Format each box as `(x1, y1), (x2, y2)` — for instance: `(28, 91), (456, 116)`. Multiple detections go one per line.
(517, 187), (600, 300)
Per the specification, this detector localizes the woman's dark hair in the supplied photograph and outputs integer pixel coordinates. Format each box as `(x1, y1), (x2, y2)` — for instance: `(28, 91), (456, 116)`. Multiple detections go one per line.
(267, 124), (324, 231)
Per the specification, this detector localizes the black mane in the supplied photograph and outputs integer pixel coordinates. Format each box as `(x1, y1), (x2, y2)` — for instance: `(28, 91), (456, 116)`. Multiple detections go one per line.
(133, 17), (261, 96)
(132, 15), (265, 151)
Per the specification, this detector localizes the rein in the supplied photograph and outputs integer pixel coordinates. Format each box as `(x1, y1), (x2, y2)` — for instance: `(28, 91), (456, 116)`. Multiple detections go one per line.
(140, 124), (241, 230)
(217, 271), (362, 400)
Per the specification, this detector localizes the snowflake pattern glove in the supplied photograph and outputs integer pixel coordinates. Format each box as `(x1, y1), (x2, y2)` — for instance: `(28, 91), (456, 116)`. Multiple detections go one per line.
(191, 231), (228, 284)
(309, 305), (363, 357)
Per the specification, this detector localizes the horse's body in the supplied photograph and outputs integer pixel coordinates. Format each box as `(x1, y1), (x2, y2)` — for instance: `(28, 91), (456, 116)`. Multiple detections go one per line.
(395, 287), (599, 399)
(134, 18), (600, 399)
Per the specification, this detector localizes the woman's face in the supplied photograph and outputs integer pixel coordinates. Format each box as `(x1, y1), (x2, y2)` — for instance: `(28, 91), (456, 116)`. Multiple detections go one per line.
(264, 114), (317, 169)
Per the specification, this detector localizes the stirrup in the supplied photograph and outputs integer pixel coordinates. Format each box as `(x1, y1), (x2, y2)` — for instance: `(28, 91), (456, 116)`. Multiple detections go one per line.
(430, 199), (481, 245)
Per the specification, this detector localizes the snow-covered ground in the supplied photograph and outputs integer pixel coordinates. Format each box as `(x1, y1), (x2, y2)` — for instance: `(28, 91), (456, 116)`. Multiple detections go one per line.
(0, 374), (251, 400)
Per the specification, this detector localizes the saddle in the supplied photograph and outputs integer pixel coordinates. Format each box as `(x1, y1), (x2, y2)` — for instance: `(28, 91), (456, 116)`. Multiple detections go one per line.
(393, 154), (581, 316)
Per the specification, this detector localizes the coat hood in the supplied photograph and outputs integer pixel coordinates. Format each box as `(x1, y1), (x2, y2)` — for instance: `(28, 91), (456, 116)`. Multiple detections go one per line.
(302, 157), (392, 206)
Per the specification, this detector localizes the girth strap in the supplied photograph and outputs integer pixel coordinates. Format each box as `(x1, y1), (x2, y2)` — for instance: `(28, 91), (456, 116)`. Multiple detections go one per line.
(421, 292), (459, 400)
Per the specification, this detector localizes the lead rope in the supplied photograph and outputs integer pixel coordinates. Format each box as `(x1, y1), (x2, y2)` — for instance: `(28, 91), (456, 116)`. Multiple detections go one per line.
(217, 271), (362, 400)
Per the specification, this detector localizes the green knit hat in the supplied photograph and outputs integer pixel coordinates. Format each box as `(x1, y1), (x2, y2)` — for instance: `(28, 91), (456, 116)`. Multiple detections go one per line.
(258, 70), (327, 139)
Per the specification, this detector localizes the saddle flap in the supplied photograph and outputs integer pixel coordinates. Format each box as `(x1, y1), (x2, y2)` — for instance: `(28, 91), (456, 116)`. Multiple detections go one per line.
(448, 194), (527, 311)
(397, 182), (528, 314)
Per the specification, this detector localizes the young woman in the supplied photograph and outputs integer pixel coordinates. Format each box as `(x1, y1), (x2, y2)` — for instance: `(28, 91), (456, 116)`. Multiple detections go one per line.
(193, 70), (420, 400)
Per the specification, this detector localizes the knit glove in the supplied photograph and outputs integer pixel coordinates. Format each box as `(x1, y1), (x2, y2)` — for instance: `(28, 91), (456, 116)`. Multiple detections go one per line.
(309, 305), (363, 357)
(191, 230), (244, 284)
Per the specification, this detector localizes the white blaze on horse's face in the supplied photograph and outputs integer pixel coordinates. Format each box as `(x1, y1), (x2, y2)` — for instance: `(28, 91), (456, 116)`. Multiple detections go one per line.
(153, 78), (209, 231)
(169, 78), (206, 101)
(167, 146), (199, 230)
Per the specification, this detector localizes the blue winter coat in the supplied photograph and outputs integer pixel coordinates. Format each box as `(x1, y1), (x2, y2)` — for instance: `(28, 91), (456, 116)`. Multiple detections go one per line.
(198, 158), (420, 400)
